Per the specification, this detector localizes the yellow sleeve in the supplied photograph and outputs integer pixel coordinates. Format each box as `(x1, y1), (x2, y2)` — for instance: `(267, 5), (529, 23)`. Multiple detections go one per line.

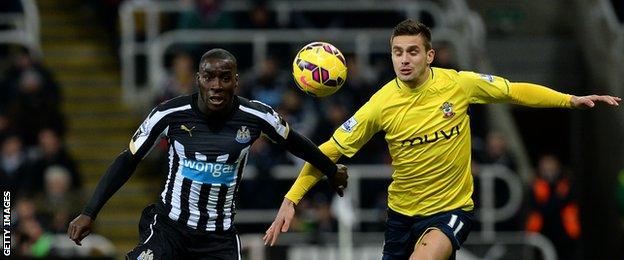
(284, 141), (343, 204)
(331, 100), (382, 157)
(458, 71), (512, 104)
(458, 71), (573, 108)
(508, 82), (572, 108)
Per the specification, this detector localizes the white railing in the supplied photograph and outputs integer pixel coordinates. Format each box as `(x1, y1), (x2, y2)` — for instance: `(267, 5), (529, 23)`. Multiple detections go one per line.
(0, 0), (41, 57)
(242, 231), (557, 260)
(146, 28), (469, 96)
(118, 0), (481, 105)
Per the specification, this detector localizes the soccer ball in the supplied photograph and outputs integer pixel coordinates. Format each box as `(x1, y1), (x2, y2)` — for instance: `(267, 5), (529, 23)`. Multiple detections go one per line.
(292, 42), (347, 97)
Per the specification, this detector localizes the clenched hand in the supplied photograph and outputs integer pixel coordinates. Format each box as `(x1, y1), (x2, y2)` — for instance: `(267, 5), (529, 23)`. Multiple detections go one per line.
(328, 164), (348, 196)
(67, 214), (93, 246)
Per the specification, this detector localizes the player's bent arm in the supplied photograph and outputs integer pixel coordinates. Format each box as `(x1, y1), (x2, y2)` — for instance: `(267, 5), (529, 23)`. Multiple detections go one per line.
(82, 149), (141, 219)
(284, 131), (338, 179)
(508, 82), (572, 108)
(285, 140), (343, 204)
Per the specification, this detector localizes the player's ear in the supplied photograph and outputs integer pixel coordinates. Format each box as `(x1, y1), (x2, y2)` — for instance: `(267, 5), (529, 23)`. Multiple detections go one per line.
(427, 49), (435, 65)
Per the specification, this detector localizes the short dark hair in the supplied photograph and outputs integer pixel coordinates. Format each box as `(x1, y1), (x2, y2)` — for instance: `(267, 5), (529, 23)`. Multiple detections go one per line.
(391, 19), (432, 51)
(200, 48), (238, 69)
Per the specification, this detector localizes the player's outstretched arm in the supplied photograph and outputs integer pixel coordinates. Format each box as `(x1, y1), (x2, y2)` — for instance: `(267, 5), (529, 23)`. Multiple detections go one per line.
(67, 149), (140, 245)
(284, 131), (348, 196)
(507, 82), (621, 108)
(570, 94), (621, 108)
(263, 197), (296, 246)
(263, 140), (345, 246)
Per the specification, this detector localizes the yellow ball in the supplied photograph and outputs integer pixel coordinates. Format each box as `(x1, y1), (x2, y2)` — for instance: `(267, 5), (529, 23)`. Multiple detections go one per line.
(292, 42), (347, 97)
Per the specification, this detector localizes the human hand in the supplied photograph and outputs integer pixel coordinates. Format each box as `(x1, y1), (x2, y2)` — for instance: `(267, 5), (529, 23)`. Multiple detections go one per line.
(263, 198), (296, 246)
(328, 164), (348, 197)
(67, 214), (93, 246)
(570, 95), (620, 108)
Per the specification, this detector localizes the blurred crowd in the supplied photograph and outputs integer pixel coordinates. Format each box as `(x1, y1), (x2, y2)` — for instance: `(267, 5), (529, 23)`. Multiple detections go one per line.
(0, 47), (86, 257)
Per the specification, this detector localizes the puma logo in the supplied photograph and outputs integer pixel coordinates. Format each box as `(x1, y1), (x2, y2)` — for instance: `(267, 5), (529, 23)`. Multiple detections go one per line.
(180, 124), (195, 137)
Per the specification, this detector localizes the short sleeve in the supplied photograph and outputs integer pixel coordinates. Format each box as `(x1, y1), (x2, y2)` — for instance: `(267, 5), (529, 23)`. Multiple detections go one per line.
(458, 71), (512, 104)
(331, 100), (381, 157)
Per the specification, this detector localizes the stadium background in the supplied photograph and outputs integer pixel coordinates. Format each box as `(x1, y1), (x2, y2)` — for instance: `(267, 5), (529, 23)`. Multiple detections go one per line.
(0, 0), (622, 259)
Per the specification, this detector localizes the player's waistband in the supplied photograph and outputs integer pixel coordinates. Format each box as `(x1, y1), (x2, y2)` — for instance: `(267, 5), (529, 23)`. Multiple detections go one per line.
(153, 202), (237, 235)
(387, 207), (473, 221)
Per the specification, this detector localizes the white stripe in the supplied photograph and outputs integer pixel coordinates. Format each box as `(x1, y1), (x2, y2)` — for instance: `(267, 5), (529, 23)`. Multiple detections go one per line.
(216, 154), (229, 163)
(448, 214), (457, 228)
(161, 145), (175, 204)
(168, 141), (185, 221)
(236, 233), (242, 260)
(206, 185), (221, 231)
(195, 152), (207, 161)
(143, 215), (158, 244)
(239, 105), (288, 139)
(237, 146), (250, 163)
(132, 105), (191, 151)
(222, 184), (236, 230)
(453, 221), (464, 236)
(186, 180), (202, 228)
(223, 148), (248, 230)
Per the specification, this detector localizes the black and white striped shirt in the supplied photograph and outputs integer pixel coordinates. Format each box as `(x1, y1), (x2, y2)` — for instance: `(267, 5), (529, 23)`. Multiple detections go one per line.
(129, 94), (289, 231)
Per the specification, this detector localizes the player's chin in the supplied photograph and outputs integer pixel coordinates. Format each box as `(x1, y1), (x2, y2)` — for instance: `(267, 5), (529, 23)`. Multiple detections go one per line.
(206, 98), (229, 110)
(397, 74), (416, 82)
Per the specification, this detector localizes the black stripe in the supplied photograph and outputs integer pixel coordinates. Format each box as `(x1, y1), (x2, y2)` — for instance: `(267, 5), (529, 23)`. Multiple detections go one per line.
(185, 149), (196, 160)
(230, 155), (247, 220)
(214, 184), (228, 231)
(177, 178), (193, 227)
(233, 155), (246, 195)
(332, 136), (347, 150)
(164, 149), (179, 207)
(504, 79), (510, 94)
(195, 183), (211, 231)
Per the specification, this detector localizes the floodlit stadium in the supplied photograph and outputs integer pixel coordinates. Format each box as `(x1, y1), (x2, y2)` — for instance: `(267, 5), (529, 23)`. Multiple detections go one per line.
(0, 0), (623, 259)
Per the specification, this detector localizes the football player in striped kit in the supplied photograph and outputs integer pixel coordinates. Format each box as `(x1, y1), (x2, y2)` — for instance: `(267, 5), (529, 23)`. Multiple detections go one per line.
(68, 48), (348, 259)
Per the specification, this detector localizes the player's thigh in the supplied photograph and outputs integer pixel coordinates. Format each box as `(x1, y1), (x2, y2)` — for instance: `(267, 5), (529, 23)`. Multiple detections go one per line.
(382, 210), (417, 260)
(410, 228), (452, 260)
(126, 227), (174, 260)
(189, 232), (242, 260)
(410, 209), (474, 260)
(127, 206), (178, 259)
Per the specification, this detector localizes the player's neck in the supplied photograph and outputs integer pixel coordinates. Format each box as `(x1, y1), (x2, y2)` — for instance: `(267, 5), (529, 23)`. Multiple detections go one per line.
(197, 98), (236, 119)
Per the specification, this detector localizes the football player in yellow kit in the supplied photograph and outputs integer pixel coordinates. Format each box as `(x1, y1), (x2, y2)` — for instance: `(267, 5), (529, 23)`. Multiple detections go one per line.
(264, 19), (620, 260)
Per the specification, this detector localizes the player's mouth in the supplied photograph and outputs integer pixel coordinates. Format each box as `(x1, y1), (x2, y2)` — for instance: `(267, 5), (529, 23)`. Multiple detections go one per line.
(400, 68), (412, 75)
(208, 95), (226, 106)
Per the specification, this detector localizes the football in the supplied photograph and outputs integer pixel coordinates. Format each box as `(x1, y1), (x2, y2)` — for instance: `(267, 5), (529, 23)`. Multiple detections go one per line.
(292, 42), (347, 97)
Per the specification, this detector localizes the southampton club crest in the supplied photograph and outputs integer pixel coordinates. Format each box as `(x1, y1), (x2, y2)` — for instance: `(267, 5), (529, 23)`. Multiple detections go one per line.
(440, 102), (455, 118)
(235, 126), (251, 143)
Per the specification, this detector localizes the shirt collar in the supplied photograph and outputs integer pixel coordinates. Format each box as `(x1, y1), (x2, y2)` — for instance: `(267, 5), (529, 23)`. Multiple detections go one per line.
(395, 67), (434, 94)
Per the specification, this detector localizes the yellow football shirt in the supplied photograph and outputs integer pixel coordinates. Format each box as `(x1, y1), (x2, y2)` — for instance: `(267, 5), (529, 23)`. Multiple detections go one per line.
(331, 67), (569, 217)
